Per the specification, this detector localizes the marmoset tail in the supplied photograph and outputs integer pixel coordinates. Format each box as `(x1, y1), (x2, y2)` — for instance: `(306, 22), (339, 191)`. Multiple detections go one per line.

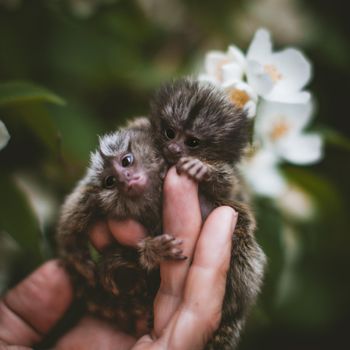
(149, 78), (267, 349)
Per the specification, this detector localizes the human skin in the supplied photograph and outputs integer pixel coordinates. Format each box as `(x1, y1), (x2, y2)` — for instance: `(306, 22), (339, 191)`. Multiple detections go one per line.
(0, 168), (237, 350)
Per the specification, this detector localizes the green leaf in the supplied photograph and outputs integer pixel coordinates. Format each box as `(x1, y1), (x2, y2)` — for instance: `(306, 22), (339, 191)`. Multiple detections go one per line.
(0, 81), (65, 107)
(318, 126), (350, 152)
(0, 174), (43, 261)
(2, 102), (61, 154)
(52, 102), (103, 162)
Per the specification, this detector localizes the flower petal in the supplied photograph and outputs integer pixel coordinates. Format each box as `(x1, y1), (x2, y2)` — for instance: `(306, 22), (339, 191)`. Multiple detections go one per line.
(268, 48), (312, 95)
(242, 149), (287, 197)
(222, 63), (245, 84)
(252, 165), (287, 197)
(266, 90), (311, 104)
(247, 28), (272, 62)
(204, 51), (227, 75)
(244, 100), (257, 119)
(227, 45), (247, 69)
(277, 185), (315, 221)
(224, 81), (258, 117)
(278, 133), (323, 164)
(0, 120), (10, 151)
(198, 73), (219, 85)
(255, 99), (314, 145)
(203, 46), (247, 85)
(246, 60), (274, 96)
(223, 80), (258, 100)
(246, 29), (313, 103)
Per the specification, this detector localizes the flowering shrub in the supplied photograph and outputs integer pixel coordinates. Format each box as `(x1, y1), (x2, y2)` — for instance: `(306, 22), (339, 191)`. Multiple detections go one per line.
(199, 28), (323, 220)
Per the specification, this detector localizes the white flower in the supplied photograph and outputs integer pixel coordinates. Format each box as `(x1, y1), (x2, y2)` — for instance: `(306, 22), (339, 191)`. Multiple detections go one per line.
(0, 120), (10, 151)
(276, 184), (315, 221)
(254, 99), (323, 165)
(241, 148), (287, 198)
(199, 45), (246, 85)
(223, 80), (258, 118)
(246, 28), (311, 103)
(241, 148), (318, 214)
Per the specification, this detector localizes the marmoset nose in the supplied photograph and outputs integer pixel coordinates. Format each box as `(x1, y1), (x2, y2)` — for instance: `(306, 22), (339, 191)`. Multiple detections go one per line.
(132, 174), (141, 181)
(168, 143), (182, 155)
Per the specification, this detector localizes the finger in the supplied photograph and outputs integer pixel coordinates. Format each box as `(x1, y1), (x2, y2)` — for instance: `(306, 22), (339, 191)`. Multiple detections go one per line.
(181, 159), (196, 172)
(108, 219), (147, 248)
(185, 207), (236, 315)
(55, 316), (136, 350)
(165, 207), (237, 349)
(196, 165), (208, 180)
(188, 162), (202, 178)
(0, 260), (73, 346)
(175, 157), (189, 170)
(131, 335), (164, 350)
(0, 341), (31, 350)
(192, 206), (236, 271)
(153, 167), (202, 336)
(89, 220), (114, 251)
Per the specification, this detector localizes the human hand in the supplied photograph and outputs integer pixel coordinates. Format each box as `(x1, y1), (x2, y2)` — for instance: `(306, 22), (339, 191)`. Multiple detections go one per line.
(0, 167), (237, 349)
(132, 167), (237, 350)
(0, 259), (136, 349)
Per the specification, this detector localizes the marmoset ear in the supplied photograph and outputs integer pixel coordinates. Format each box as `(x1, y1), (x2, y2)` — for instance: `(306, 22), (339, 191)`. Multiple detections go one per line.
(127, 117), (152, 131)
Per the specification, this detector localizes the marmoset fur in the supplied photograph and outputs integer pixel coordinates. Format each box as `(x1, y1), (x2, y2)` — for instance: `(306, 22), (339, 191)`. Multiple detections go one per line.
(149, 78), (267, 349)
(58, 78), (266, 346)
(57, 121), (186, 331)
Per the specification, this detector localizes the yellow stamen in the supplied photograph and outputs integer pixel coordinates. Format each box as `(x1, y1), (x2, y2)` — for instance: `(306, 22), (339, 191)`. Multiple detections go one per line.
(270, 120), (290, 141)
(264, 64), (282, 82)
(228, 88), (250, 109)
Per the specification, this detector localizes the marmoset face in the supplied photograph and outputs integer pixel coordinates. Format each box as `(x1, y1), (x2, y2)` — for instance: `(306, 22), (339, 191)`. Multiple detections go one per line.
(87, 128), (163, 213)
(150, 78), (249, 164)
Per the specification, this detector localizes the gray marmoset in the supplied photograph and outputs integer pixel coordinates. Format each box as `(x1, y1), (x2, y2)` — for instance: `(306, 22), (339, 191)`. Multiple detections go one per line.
(149, 78), (267, 349)
(57, 120), (186, 332)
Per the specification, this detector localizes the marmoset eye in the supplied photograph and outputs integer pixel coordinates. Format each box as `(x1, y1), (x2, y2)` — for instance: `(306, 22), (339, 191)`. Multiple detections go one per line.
(165, 128), (176, 140)
(104, 175), (117, 188)
(185, 137), (200, 148)
(121, 154), (133, 167)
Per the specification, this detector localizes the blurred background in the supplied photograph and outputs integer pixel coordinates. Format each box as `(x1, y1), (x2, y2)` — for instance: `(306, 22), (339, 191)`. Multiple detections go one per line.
(0, 0), (349, 348)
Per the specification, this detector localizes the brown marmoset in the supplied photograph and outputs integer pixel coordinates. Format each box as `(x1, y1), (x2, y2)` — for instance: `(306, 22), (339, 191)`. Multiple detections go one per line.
(57, 120), (186, 332)
(58, 77), (266, 346)
(149, 78), (267, 349)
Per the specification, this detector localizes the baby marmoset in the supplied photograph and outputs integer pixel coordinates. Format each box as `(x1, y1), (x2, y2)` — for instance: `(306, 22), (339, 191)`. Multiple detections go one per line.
(58, 77), (266, 346)
(149, 78), (267, 349)
(57, 120), (185, 331)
